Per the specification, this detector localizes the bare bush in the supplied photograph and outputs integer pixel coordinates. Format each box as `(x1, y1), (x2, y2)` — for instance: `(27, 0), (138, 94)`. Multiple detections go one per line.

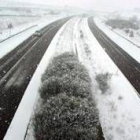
(124, 29), (129, 34)
(96, 73), (112, 94)
(129, 30), (134, 37)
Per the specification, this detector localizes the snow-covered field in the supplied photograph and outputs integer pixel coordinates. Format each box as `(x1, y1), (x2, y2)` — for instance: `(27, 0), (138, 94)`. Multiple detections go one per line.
(111, 9), (140, 20)
(94, 17), (140, 64)
(4, 17), (140, 140)
(0, 16), (39, 31)
(0, 6), (44, 32)
(0, 2), (80, 41)
(0, 16), (39, 38)
(114, 28), (140, 47)
(99, 9), (140, 47)
(0, 1), (86, 33)
(0, 5), (70, 41)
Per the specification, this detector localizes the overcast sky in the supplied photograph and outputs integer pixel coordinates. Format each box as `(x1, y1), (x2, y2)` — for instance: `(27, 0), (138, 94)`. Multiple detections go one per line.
(4, 0), (140, 11)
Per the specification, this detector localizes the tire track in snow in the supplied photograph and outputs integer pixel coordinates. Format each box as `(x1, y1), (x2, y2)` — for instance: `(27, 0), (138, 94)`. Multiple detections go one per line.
(53, 17), (81, 55)
(74, 17), (105, 140)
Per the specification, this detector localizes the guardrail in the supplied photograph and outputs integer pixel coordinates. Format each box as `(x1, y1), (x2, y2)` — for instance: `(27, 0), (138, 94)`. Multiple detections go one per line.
(0, 25), (37, 43)
(112, 30), (140, 49)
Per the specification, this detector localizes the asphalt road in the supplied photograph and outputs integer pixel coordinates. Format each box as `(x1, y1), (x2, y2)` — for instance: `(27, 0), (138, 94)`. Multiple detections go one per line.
(88, 17), (140, 95)
(0, 17), (71, 140)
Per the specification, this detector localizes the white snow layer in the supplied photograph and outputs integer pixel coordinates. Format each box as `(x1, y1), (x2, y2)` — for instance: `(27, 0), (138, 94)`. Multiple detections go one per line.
(4, 17), (140, 140)
(94, 17), (140, 64)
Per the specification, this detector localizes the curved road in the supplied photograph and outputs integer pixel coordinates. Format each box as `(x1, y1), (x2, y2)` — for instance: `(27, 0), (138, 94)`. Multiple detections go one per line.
(2, 16), (139, 140)
(0, 17), (71, 139)
(88, 17), (140, 95)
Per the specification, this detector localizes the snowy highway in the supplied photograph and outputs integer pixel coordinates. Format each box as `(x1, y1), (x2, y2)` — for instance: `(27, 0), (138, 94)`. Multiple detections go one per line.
(88, 17), (140, 94)
(2, 16), (140, 140)
(0, 17), (71, 140)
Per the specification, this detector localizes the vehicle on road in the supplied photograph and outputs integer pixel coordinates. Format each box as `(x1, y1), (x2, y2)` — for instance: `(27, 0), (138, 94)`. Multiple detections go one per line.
(33, 30), (42, 37)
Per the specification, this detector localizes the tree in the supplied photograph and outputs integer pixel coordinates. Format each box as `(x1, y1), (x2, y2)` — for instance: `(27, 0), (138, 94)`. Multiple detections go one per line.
(8, 23), (13, 36)
(129, 30), (134, 37)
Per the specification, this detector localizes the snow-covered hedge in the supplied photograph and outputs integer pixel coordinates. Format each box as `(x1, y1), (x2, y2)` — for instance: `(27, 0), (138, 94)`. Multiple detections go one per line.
(40, 75), (91, 99)
(33, 94), (99, 140)
(33, 52), (99, 140)
(51, 52), (79, 63)
(41, 52), (91, 83)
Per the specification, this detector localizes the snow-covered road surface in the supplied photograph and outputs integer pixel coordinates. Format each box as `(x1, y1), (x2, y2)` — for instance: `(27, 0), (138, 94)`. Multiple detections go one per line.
(4, 17), (140, 140)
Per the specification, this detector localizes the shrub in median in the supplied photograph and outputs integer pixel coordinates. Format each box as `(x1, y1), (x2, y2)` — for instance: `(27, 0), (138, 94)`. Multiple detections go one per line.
(33, 52), (99, 140)
(33, 94), (99, 140)
(39, 75), (91, 100)
(41, 52), (90, 83)
(41, 60), (89, 82)
(51, 52), (79, 63)
(96, 73), (111, 94)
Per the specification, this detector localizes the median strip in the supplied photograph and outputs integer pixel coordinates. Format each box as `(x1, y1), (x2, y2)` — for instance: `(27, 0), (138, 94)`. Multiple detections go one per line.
(32, 52), (99, 140)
